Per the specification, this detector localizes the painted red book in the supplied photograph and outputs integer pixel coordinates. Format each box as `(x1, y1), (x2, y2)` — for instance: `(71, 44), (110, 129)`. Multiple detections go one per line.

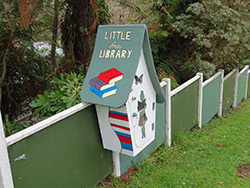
(98, 68), (124, 84)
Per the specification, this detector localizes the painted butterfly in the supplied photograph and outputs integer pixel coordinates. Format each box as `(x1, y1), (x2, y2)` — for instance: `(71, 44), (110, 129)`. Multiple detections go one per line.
(137, 98), (147, 112)
(135, 74), (143, 85)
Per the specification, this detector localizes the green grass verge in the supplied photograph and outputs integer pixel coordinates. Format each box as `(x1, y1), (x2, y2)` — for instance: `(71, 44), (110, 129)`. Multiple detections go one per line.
(102, 99), (250, 187)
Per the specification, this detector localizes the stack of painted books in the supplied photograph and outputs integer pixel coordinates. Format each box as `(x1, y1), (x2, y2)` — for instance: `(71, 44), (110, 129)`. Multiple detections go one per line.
(89, 68), (123, 98)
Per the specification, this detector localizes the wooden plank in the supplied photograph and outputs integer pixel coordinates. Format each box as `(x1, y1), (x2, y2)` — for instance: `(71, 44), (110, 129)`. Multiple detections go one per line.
(222, 70), (237, 113)
(240, 65), (249, 74)
(203, 71), (221, 87)
(233, 69), (239, 108)
(171, 79), (199, 139)
(6, 102), (91, 146)
(162, 78), (171, 146)
(0, 111), (14, 188)
(236, 66), (248, 106)
(197, 73), (203, 128)
(160, 80), (167, 87)
(7, 105), (112, 188)
(218, 70), (224, 117)
(171, 75), (200, 96)
(0, 170), (4, 188)
(223, 69), (236, 81)
(201, 74), (220, 126)
(112, 152), (121, 177)
(247, 71), (250, 98)
(244, 66), (249, 99)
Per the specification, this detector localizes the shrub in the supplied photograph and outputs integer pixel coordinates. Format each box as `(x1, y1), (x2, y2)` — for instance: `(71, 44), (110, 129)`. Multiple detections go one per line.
(158, 70), (179, 89)
(4, 114), (28, 136)
(173, 1), (250, 74)
(29, 72), (84, 117)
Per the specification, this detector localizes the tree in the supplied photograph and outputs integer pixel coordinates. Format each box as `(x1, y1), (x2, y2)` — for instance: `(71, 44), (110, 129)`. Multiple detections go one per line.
(51, 0), (59, 73)
(0, 0), (110, 121)
(0, 29), (13, 109)
(61, 0), (104, 75)
(0, 0), (50, 119)
(174, 1), (250, 78)
(108, 0), (200, 83)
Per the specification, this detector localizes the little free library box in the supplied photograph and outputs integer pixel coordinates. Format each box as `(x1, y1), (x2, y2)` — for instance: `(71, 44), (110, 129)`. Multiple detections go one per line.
(81, 24), (165, 157)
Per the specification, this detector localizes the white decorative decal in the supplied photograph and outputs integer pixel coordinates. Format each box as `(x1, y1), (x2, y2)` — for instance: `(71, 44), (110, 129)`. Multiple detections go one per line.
(15, 154), (26, 161)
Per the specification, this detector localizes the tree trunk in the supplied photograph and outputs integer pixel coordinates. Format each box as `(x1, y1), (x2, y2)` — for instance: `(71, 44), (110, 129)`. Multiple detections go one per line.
(61, 0), (97, 75)
(0, 31), (13, 109)
(51, 0), (59, 74)
(0, 49), (7, 109)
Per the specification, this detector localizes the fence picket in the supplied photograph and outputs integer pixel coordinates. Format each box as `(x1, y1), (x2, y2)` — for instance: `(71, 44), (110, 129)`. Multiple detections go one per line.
(218, 70), (224, 117)
(162, 78), (171, 146)
(0, 111), (14, 188)
(197, 73), (203, 129)
(233, 69), (239, 108)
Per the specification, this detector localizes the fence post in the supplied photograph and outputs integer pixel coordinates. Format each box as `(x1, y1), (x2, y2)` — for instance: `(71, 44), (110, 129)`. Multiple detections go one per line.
(218, 70), (224, 117)
(233, 69), (239, 108)
(111, 152), (121, 177)
(196, 73), (203, 129)
(244, 66), (249, 99)
(0, 111), (14, 188)
(163, 78), (171, 147)
(247, 70), (250, 98)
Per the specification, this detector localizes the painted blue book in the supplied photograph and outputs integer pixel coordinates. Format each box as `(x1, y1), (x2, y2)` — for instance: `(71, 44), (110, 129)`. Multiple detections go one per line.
(89, 77), (115, 91)
(90, 86), (117, 98)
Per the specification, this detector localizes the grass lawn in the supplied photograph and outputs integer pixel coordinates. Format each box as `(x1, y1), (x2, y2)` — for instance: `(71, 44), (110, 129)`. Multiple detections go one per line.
(100, 99), (250, 187)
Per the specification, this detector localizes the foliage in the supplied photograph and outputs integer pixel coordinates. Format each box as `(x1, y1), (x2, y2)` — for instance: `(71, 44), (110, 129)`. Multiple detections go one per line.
(114, 0), (168, 26)
(147, 0), (200, 82)
(117, 0), (249, 82)
(2, 42), (51, 119)
(4, 114), (28, 136)
(108, 0), (199, 83)
(0, 0), (55, 120)
(173, 1), (250, 75)
(158, 70), (179, 89)
(1, 0), (109, 123)
(181, 60), (216, 80)
(29, 72), (84, 117)
(96, 0), (111, 25)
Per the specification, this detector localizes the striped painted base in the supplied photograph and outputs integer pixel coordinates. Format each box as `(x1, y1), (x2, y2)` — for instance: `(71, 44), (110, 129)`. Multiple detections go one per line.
(109, 108), (133, 154)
